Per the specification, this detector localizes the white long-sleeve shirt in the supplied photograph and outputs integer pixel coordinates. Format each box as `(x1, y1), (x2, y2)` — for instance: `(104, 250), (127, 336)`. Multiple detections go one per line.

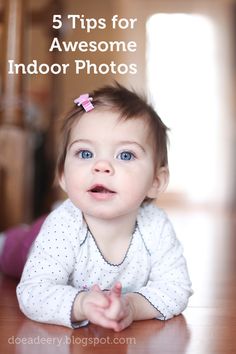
(17, 199), (192, 328)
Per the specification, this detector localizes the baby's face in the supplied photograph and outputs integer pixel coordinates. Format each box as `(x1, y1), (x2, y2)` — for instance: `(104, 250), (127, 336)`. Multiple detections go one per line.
(60, 109), (157, 220)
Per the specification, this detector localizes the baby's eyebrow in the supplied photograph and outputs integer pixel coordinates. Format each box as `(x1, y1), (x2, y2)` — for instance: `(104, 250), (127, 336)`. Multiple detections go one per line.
(117, 140), (146, 153)
(68, 139), (92, 149)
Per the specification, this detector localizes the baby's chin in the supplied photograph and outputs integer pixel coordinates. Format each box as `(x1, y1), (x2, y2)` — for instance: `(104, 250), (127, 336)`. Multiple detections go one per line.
(83, 210), (126, 221)
(82, 206), (138, 222)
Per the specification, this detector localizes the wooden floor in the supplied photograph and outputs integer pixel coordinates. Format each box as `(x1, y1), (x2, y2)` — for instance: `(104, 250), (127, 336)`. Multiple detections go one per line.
(0, 206), (235, 354)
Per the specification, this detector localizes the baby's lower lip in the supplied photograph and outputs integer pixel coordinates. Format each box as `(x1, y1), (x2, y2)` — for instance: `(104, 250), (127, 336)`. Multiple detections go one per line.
(88, 190), (116, 201)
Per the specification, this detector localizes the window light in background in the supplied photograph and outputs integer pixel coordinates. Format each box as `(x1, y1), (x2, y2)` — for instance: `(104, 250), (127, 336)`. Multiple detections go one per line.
(146, 14), (231, 206)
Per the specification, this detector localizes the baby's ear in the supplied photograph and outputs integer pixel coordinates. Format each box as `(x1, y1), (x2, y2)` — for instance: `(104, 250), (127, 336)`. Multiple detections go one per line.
(59, 173), (67, 193)
(147, 166), (169, 199)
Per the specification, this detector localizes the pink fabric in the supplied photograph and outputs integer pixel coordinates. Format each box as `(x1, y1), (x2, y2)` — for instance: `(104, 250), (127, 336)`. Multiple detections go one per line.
(0, 216), (47, 279)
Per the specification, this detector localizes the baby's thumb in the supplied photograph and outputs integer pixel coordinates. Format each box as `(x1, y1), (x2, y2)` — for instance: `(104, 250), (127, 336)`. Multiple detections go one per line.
(111, 282), (122, 297)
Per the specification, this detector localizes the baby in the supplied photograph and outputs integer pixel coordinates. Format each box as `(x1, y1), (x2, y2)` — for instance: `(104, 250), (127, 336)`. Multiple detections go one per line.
(16, 83), (192, 331)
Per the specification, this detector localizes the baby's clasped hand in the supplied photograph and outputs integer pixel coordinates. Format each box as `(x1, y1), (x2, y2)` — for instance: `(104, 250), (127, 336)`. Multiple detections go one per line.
(104, 282), (135, 331)
(73, 282), (134, 331)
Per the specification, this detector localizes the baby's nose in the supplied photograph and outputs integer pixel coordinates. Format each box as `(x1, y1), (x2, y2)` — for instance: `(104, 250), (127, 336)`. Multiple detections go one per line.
(92, 160), (114, 175)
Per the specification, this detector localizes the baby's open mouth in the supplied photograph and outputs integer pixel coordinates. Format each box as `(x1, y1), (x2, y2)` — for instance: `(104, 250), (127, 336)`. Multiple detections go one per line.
(89, 184), (115, 194)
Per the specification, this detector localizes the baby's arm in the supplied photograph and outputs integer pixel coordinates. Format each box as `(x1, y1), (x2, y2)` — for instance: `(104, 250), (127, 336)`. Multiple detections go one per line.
(16, 210), (86, 328)
(132, 217), (192, 321)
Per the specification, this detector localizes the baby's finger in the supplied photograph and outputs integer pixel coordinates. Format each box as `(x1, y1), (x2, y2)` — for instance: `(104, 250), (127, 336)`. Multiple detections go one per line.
(89, 308), (119, 330)
(113, 315), (132, 332)
(86, 285), (110, 308)
(104, 296), (124, 320)
(110, 282), (122, 297)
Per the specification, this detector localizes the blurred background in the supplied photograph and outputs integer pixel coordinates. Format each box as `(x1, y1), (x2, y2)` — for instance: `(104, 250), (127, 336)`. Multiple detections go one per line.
(0, 0), (235, 230)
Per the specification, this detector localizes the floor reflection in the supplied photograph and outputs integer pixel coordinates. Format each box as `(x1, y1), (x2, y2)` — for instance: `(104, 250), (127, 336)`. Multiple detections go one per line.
(127, 315), (190, 354)
(12, 315), (190, 354)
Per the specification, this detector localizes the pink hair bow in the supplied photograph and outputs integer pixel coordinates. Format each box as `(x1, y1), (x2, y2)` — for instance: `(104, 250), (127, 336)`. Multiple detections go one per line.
(74, 94), (94, 112)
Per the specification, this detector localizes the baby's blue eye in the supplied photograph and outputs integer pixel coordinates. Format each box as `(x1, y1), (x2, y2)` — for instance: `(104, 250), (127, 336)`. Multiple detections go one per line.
(117, 151), (135, 161)
(78, 150), (93, 159)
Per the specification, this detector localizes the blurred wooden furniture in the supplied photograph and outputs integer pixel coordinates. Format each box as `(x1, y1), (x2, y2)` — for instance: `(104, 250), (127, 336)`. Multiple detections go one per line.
(0, 127), (33, 229)
(0, 0), (62, 230)
(0, 206), (235, 354)
(0, 0), (32, 229)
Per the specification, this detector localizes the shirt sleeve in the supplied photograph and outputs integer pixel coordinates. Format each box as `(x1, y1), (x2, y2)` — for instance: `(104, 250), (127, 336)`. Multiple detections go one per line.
(136, 211), (193, 320)
(16, 204), (86, 328)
